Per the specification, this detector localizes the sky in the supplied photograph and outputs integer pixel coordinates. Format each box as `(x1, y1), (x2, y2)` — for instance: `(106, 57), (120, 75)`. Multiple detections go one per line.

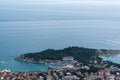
(0, 0), (120, 21)
(1, 0), (120, 5)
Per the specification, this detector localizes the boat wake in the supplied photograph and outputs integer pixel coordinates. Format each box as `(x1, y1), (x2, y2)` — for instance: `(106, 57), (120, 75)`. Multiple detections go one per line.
(105, 40), (120, 46)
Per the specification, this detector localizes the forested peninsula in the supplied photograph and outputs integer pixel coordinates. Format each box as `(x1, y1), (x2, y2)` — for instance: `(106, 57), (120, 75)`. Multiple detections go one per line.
(15, 47), (120, 66)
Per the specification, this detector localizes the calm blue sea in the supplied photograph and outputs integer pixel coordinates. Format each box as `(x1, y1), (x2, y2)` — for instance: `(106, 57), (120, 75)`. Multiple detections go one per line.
(0, 20), (120, 72)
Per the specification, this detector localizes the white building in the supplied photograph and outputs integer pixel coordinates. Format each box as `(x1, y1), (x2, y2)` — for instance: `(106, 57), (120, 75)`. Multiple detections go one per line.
(63, 56), (74, 61)
(62, 76), (79, 80)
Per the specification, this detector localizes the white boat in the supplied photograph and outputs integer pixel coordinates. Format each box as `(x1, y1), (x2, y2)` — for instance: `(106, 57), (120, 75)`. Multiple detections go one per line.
(1, 69), (11, 72)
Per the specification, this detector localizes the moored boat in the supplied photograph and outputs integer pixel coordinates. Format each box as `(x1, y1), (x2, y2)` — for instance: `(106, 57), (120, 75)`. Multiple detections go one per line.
(1, 69), (11, 72)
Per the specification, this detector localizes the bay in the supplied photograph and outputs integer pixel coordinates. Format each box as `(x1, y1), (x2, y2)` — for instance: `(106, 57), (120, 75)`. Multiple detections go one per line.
(0, 20), (120, 72)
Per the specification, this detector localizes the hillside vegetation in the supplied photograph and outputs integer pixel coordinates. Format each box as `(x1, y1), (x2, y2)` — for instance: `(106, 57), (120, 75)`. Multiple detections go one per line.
(15, 47), (104, 64)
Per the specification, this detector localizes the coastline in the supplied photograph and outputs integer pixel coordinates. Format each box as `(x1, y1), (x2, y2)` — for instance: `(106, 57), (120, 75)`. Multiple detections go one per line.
(15, 47), (120, 72)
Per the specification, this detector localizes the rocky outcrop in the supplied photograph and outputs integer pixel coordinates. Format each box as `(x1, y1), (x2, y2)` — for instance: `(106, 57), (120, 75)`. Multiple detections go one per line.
(15, 54), (45, 63)
(16, 55), (35, 63)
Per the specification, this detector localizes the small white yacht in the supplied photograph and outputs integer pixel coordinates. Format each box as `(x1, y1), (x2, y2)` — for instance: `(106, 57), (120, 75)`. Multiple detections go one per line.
(1, 69), (11, 72)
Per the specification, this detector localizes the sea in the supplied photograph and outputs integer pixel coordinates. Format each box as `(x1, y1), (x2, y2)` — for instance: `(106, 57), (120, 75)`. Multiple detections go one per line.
(0, 20), (120, 72)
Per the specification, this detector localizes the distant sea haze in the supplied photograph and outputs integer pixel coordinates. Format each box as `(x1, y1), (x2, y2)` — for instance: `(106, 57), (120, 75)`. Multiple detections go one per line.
(0, 0), (120, 21)
(0, 20), (120, 72)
